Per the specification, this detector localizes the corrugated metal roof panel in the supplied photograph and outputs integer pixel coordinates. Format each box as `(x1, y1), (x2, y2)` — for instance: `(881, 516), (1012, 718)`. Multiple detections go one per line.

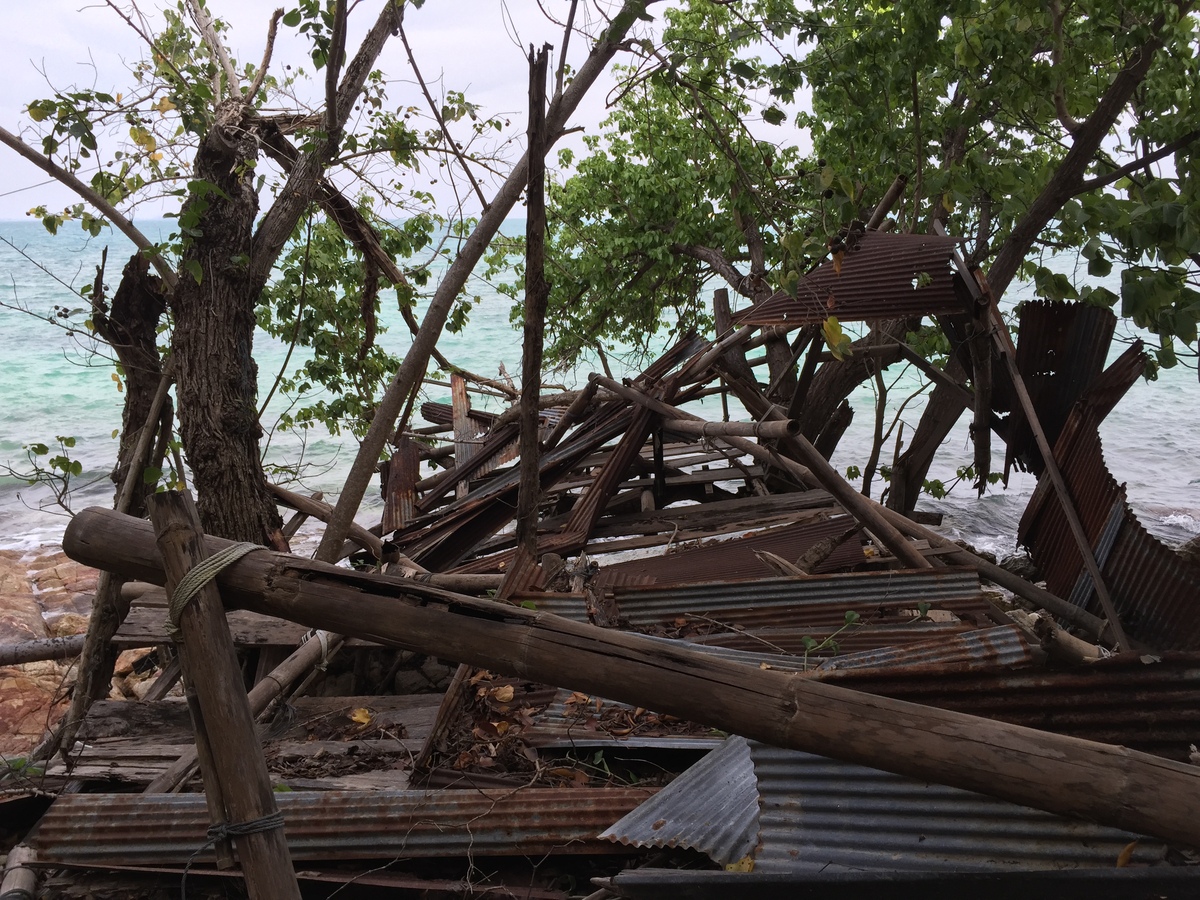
(1000, 300), (1116, 478)
(31, 788), (655, 865)
(687, 621), (977, 655)
(608, 568), (987, 627)
(748, 742), (1163, 872)
(812, 625), (1036, 674)
(1018, 399), (1200, 651)
(817, 651), (1200, 761)
(524, 688), (727, 749)
(599, 735), (758, 865)
(592, 516), (865, 591)
(735, 232), (969, 327)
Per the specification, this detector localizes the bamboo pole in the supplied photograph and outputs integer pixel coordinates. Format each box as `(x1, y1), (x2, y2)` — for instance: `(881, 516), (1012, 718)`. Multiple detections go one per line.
(661, 418), (800, 439)
(146, 493), (300, 899)
(64, 506), (1200, 849)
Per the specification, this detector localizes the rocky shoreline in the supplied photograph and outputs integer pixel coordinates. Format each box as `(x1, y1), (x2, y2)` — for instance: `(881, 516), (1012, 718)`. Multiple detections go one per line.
(0, 549), (95, 757)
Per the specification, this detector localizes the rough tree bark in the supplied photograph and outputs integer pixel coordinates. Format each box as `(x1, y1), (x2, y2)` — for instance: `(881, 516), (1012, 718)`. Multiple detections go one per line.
(171, 104), (282, 545)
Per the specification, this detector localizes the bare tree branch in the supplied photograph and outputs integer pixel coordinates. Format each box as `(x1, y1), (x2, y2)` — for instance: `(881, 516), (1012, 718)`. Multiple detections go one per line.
(556, 0), (579, 97)
(186, 0), (240, 100)
(324, 0), (348, 137)
(397, 16), (490, 211)
(245, 8), (284, 102)
(1078, 128), (1200, 192)
(0, 124), (176, 289)
(673, 243), (751, 296)
(250, 0), (401, 291)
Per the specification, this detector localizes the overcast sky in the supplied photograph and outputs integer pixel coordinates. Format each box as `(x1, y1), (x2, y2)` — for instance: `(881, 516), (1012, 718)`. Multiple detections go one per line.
(0, 0), (636, 221)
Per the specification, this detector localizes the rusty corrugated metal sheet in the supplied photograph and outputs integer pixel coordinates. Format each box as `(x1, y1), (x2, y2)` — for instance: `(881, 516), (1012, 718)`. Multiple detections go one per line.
(31, 788), (655, 865)
(747, 740), (1163, 872)
(1000, 300), (1117, 478)
(420, 400), (497, 428)
(1018, 380), (1200, 650)
(381, 437), (421, 533)
(592, 516), (865, 591)
(524, 688), (727, 750)
(605, 568), (987, 626)
(687, 621), (978, 656)
(735, 232), (968, 327)
(817, 651), (1200, 761)
(525, 627), (1036, 749)
(812, 625), (1036, 674)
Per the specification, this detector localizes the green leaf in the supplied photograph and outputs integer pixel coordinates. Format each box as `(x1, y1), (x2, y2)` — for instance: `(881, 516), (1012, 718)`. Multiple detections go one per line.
(762, 105), (786, 126)
(182, 259), (204, 285)
(282, 8), (301, 27)
(520, 600), (538, 610)
(142, 466), (163, 485)
(1088, 254), (1113, 277)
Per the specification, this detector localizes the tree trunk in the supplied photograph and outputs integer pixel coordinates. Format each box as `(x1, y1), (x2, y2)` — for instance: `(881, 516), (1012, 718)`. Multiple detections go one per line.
(171, 106), (282, 545)
(92, 253), (171, 513)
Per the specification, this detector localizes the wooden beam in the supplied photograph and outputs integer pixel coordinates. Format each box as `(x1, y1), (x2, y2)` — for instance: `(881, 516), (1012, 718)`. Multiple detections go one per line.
(66, 506), (1200, 849)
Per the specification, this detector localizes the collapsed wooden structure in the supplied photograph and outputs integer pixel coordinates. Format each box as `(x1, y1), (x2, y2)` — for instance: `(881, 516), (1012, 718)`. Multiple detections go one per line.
(5, 231), (1200, 898)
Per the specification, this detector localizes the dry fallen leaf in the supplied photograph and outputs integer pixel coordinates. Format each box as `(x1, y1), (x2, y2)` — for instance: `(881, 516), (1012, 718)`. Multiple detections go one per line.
(491, 684), (515, 703)
(349, 707), (372, 725)
(1116, 840), (1139, 868)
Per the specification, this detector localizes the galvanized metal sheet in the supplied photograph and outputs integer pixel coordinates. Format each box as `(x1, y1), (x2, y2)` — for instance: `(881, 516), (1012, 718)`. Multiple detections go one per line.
(31, 788), (655, 865)
(736, 231), (968, 327)
(599, 735), (759, 866)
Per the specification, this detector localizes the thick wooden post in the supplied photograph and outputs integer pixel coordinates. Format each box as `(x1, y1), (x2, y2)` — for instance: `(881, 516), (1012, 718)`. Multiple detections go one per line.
(516, 43), (552, 559)
(146, 492), (301, 900)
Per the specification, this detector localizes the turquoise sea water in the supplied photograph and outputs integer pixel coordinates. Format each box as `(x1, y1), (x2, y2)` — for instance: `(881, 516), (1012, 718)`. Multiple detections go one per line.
(0, 218), (1197, 557)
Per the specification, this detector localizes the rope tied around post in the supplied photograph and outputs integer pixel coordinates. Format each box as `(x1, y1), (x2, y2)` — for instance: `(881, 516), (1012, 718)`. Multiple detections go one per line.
(166, 542), (261, 641)
(181, 811), (287, 897)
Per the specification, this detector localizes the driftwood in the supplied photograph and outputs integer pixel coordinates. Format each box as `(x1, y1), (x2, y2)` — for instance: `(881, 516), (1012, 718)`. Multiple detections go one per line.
(65, 506), (1200, 848)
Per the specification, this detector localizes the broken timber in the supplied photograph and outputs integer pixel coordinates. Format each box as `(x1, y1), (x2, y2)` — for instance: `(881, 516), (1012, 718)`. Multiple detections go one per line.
(65, 506), (1200, 849)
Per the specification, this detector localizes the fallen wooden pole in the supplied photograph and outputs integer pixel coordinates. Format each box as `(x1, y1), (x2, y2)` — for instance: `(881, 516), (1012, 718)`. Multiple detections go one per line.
(0, 634), (86, 666)
(66, 506), (1200, 849)
(146, 494), (300, 899)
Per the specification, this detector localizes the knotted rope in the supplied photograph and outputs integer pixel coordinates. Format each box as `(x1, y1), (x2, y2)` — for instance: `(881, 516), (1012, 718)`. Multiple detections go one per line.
(166, 542), (260, 641)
